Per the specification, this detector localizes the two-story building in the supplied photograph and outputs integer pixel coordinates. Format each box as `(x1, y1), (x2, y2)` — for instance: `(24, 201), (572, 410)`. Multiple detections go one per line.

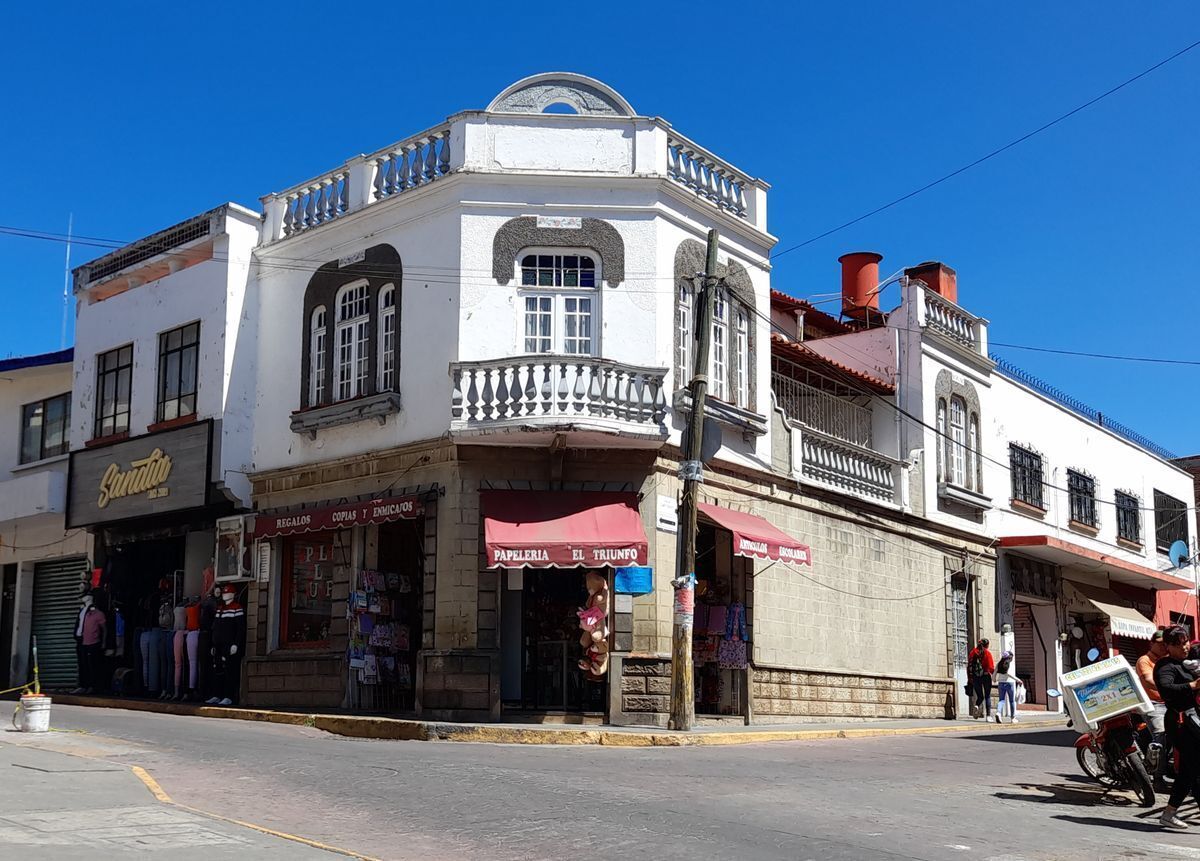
(63, 204), (261, 697)
(0, 348), (92, 691)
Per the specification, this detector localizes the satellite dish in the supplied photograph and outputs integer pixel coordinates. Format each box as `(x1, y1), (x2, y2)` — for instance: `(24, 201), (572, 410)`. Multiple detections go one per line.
(1169, 540), (1191, 569)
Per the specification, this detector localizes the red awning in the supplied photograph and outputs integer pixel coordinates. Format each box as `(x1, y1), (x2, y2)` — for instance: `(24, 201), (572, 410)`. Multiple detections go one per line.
(252, 496), (423, 539)
(699, 502), (812, 565)
(482, 491), (648, 569)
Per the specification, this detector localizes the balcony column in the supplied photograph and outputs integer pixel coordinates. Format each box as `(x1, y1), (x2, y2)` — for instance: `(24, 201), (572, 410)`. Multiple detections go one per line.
(345, 156), (375, 213)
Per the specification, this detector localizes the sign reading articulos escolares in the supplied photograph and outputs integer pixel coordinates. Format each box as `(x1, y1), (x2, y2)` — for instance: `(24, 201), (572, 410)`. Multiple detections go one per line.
(67, 421), (213, 528)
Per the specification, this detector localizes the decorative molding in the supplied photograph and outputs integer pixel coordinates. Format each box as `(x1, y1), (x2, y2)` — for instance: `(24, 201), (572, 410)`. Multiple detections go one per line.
(937, 482), (992, 512)
(492, 217), (625, 287)
(486, 73), (636, 117)
(290, 392), (402, 438)
(673, 389), (768, 439)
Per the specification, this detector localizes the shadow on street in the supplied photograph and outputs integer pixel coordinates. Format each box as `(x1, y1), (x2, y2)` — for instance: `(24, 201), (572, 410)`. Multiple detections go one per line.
(995, 782), (1140, 808)
(1052, 814), (1164, 833)
(954, 728), (1077, 747)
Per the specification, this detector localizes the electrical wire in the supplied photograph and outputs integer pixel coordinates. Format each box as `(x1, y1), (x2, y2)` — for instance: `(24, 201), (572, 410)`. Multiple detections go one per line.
(768, 37), (1200, 262)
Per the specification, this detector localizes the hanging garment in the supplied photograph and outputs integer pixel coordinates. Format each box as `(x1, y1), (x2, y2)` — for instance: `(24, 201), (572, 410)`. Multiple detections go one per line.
(173, 630), (187, 692)
(724, 602), (748, 642)
(186, 630), (200, 690)
(707, 605), (727, 636)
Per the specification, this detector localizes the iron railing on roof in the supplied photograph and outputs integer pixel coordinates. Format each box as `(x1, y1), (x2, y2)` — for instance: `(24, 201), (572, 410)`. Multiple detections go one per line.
(990, 355), (1176, 461)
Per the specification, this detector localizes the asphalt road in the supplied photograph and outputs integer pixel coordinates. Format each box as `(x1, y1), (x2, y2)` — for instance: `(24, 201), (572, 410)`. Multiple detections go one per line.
(2, 702), (1200, 861)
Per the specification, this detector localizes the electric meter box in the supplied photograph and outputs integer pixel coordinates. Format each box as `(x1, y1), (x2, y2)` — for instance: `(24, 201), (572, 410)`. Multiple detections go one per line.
(1057, 655), (1153, 732)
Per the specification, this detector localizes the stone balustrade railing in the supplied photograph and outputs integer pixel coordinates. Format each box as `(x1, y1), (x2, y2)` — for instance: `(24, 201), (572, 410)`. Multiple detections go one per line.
(771, 373), (873, 448)
(798, 428), (900, 505)
(261, 115), (768, 244)
(451, 356), (668, 431)
(921, 288), (986, 353)
(666, 132), (750, 219)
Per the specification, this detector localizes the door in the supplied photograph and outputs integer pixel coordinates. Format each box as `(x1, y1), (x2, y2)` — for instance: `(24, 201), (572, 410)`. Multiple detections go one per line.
(1013, 602), (1036, 698)
(951, 581), (970, 715)
(31, 557), (89, 690)
(0, 565), (16, 689)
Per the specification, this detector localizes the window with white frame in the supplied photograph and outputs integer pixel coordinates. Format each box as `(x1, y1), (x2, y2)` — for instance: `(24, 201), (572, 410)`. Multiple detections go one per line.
(378, 285), (396, 391)
(519, 252), (598, 355)
(936, 399), (947, 481)
(948, 396), (967, 486)
(968, 413), (980, 491)
(674, 281), (752, 410)
(309, 307), (326, 406)
(336, 282), (370, 401)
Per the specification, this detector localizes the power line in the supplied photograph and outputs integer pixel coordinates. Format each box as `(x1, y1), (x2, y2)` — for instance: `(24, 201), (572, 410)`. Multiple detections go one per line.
(769, 37), (1200, 262)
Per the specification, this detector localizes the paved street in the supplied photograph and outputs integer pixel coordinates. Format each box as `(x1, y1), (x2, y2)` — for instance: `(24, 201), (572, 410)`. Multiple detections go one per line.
(2, 702), (1200, 860)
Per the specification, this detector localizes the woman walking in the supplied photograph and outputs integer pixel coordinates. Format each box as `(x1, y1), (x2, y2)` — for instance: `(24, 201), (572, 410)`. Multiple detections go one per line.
(1153, 625), (1200, 830)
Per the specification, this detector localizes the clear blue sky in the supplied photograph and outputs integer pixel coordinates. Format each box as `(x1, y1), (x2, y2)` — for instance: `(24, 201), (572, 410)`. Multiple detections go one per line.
(2, 3), (1198, 453)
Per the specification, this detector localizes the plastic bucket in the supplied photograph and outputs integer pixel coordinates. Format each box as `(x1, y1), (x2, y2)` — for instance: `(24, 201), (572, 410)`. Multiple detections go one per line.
(14, 695), (51, 733)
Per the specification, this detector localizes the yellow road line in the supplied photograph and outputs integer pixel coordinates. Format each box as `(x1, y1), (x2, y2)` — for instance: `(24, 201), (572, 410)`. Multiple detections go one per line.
(130, 765), (172, 803)
(130, 764), (383, 861)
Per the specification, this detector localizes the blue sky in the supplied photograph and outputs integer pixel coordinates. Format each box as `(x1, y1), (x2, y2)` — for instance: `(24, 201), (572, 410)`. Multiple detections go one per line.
(2, 3), (1198, 453)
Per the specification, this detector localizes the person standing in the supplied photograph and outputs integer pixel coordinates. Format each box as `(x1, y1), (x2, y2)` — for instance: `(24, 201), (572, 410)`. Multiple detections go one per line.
(1153, 626), (1200, 830)
(1137, 629), (1168, 776)
(968, 638), (995, 720)
(994, 650), (1020, 724)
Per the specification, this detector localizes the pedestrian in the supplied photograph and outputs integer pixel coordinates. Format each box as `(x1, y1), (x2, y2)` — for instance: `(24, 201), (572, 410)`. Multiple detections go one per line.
(968, 638), (995, 720)
(994, 650), (1020, 724)
(1153, 625), (1200, 830)
(1137, 629), (1169, 777)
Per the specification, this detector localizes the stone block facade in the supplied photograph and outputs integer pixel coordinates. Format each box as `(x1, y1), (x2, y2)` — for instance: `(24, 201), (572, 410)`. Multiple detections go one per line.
(751, 668), (953, 720)
(244, 654), (344, 709)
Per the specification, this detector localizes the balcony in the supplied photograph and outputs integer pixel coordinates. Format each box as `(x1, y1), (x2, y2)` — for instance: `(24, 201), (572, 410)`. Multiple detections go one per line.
(0, 468), (67, 524)
(450, 356), (669, 444)
(260, 75), (769, 244)
(771, 373), (903, 506)
(913, 283), (990, 364)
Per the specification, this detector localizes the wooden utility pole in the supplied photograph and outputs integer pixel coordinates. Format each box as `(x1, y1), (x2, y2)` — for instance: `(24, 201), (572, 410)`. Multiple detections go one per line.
(669, 228), (720, 731)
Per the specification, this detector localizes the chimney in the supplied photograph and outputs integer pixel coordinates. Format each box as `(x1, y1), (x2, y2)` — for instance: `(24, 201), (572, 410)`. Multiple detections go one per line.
(905, 261), (957, 304)
(839, 251), (883, 321)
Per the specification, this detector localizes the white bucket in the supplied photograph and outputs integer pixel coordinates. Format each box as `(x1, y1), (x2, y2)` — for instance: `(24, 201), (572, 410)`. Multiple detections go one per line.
(13, 695), (51, 733)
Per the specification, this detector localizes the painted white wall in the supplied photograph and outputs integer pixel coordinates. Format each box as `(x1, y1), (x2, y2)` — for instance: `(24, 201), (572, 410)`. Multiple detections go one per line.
(0, 361), (72, 477)
(71, 208), (260, 507)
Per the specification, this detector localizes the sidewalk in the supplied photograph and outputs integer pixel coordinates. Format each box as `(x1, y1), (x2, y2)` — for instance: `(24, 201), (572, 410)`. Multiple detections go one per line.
(40, 693), (1067, 746)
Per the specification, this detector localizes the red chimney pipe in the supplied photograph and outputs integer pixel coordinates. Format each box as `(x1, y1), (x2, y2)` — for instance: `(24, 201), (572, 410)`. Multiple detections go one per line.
(905, 261), (957, 304)
(839, 252), (883, 321)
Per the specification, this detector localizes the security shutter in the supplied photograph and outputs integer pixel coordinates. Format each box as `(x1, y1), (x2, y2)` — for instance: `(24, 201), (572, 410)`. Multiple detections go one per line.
(32, 558), (88, 689)
(1013, 603), (1036, 688)
(1113, 635), (1146, 666)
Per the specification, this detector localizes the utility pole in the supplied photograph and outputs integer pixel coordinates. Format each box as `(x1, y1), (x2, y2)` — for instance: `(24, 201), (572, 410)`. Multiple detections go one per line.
(669, 228), (720, 731)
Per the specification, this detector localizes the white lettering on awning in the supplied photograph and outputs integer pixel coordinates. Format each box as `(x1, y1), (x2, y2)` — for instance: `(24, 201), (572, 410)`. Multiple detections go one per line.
(592, 548), (639, 563)
(492, 548), (550, 563)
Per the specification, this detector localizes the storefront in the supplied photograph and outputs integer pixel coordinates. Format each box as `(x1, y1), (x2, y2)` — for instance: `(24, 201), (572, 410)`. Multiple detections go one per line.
(66, 420), (244, 699)
(696, 503), (811, 719)
(246, 493), (429, 712)
(485, 490), (648, 718)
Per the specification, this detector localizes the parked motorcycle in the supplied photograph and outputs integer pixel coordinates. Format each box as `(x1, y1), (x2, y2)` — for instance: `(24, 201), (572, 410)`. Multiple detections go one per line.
(1049, 686), (1156, 807)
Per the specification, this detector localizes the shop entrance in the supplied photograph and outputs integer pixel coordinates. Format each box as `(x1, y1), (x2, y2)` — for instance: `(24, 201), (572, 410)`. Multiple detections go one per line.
(692, 524), (750, 717)
(1, 564), (17, 689)
(348, 519), (424, 714)
(502, 568), (606, 715)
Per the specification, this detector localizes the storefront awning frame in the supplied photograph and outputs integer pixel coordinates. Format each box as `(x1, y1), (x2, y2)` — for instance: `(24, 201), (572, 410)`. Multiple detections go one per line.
(252, 495), (424, 539)
(1069, 582), (1159, 640)
(697, 502), (812, 566)
(481, 490), (648, 569)
(999, 535), (1193, 591)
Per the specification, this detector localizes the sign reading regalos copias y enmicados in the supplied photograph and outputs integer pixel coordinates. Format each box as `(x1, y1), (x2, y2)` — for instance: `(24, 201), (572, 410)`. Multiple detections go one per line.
(67, 421), (212, 528)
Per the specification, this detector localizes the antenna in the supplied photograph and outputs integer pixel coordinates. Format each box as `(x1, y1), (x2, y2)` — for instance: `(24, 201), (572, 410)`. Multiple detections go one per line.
(1169, 540), (1192, 569)
(59, 213), (73, 349)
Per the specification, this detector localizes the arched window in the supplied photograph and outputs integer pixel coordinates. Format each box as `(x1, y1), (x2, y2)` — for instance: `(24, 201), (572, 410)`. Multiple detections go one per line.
(936, 398), (947, 481)
(335, 282), (370, 401)
(735, 308), (750, 408)
(948, 396), (967, 486)
(310, 306), (327, 406)
(378, 285), (396, 391)
(519, 252), (597, 355)
(711, 290), (728, 401)
(676, 280), (691, 385)
(968, 412), (980, 491)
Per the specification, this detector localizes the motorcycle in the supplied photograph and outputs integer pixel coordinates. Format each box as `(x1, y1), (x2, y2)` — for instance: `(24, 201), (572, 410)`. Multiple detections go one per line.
(1049, 686), (1156, 808)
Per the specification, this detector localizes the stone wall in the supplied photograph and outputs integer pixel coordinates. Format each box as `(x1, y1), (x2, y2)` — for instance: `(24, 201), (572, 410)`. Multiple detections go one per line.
(752, 667), (953, 720)
(616, 656), (672, 726)
(243, 655), (344, 709)
(419, 650), (498, 720)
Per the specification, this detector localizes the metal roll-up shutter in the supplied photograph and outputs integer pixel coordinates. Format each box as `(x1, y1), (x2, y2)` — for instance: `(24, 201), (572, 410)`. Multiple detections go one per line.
(32, 557), (88, 689)
(1013, 603), (1036, 688)
(1113, 635), (1146, 666)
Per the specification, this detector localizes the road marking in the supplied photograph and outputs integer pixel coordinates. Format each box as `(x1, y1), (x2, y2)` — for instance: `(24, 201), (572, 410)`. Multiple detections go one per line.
(131, 766), (172, 803)
(130, 763), (384, 861)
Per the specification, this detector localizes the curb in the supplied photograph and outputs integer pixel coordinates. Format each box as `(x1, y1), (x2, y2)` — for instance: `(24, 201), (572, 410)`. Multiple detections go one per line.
(46, 694), (1066, 746)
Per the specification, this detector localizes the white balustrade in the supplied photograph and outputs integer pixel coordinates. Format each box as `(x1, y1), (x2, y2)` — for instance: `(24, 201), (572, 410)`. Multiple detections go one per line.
(922, 288), (981, 350)
(450, 357), (668, 431)
(370, 126), (452, 201)
(281, 171), (349, 238)
(799, 430), (898, 504)
(665, 133), (750, 219)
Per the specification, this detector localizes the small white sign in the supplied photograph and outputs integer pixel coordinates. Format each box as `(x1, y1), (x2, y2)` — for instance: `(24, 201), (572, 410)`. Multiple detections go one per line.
(656, 494), (678, 533)
(339, 249), (366, 268)
(536, 215), (582, 230)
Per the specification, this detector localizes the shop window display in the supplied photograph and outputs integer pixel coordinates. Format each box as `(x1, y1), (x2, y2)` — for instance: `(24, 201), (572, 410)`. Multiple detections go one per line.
(281, 534), (340, 648)
(692, 525), (750, 716)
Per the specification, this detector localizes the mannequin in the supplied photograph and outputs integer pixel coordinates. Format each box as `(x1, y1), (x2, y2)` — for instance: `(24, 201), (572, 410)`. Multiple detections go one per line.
(208, 585), (245, 706)
(171, 599), (188, 701)
(156, 581), (175, 699)
(184, 597), (201, 700)
(71, 592), (105, 694)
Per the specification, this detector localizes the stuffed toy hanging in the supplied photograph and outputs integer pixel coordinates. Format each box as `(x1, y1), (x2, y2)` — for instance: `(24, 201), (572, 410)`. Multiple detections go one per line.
(577, 571), (611, 679)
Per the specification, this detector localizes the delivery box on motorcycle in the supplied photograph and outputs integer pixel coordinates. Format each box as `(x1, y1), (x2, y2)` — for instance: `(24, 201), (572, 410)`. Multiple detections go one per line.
(1057, 655), (1153, 733)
